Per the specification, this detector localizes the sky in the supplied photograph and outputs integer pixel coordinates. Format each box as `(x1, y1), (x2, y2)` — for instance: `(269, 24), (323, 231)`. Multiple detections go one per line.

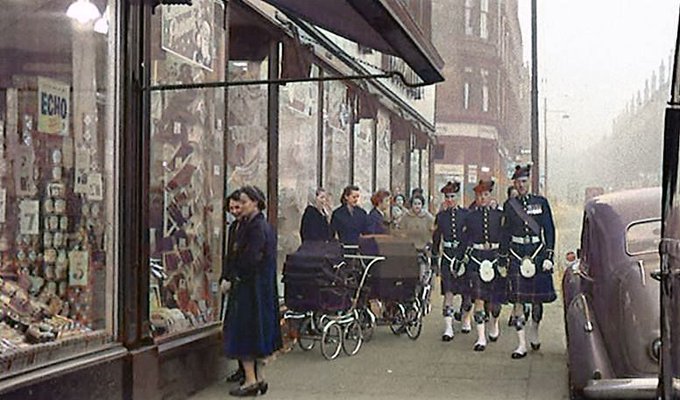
(515, 0), (680, 196)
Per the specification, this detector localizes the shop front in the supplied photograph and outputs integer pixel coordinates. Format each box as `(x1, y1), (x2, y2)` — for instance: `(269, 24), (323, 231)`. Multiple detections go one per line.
(0, 0), (442, 398)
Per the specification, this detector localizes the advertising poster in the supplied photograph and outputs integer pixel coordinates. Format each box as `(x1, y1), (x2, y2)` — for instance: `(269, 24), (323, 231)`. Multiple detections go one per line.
(37, 77), (70, 136)
(161, 0), (214, 71)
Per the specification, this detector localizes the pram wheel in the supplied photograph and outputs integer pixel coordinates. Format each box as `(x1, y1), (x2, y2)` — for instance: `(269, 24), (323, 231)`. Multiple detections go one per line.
(342, 320), (363, 356)
(321, 321), (343, 360)
(298, 318), (316, 351)
(388, 304), (407, 335)
(405, 304), (423, 340)
(358, 309), (375, 342)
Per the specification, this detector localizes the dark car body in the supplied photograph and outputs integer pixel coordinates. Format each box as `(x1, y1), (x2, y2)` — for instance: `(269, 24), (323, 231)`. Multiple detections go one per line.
(563, 187), (662, 399)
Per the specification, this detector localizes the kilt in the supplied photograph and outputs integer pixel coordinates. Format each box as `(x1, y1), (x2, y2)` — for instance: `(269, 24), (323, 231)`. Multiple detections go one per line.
(440, 247), (471, 296)
(468, 249), (507, 304)
(507, 242), (557, 304)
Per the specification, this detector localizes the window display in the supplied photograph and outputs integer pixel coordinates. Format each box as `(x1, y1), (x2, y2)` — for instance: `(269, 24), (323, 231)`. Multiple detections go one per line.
(148, 1), (226, 339)
(354, 118), (374, 209)
(0, 0), (117, 375)
(278, 79), (319, 257)
(375, 109), (391, 191)
(322, 80), (351, 207)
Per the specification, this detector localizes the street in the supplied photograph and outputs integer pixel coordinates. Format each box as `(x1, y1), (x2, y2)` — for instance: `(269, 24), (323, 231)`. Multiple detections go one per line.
(189, 203), (581, 400)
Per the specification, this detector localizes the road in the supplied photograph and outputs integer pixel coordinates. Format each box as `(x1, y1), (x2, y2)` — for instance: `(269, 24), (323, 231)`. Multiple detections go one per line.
(189, 201), (581, 400)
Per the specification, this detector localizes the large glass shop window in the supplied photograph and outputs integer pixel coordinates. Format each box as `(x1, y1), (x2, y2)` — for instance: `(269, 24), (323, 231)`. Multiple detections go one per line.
(322, 80), (351, 210)
(354, 118), (374, 209)
(410, 148), (421, 194)
(278, 74), (319, 258)
(375, 109), (391, 192)
(148, 0), (227, 339)
(391, 140), (407, 198)
(0, 0), (117, 374)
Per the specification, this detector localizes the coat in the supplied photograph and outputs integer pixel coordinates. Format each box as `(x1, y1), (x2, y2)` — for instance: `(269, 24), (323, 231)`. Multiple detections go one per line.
(220, 219), (240, 282)
(300, 205), (332, 242)
(330, 204), (369, 245)
(223, 212), (282, 360)
(367, 207), (389, 234)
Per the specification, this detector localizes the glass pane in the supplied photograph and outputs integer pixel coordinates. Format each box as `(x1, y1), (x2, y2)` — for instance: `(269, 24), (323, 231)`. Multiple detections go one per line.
(375, 110), (391, 191)
(226, 59), (269, 197)
(322, 80), (350, 209)
(148, 1), (228, 339)
(626, 220), (662, 256)
(421, 146), (430, 208)
(391, 140), (407, 197)
(354, 118), (374, 209)
(410, 148), (420, 195)
(0, 0), (117, 373)
(278, 79), (319, 258)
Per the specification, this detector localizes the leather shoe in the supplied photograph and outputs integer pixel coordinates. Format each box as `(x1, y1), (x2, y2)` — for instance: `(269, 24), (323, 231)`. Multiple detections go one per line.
(511, 351), (527, 359)
(473, 343), (486, 352)
(488, 334), (499, 342)
(442, 334), (453, 342)
(531, 342), (541, 351)
(229, 382), (259, 397)
(226, 369), (245, 383)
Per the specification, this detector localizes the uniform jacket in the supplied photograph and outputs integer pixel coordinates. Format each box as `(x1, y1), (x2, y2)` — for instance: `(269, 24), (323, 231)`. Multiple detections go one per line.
(300, 205), (332, 242)
(330, 204), (369, 245)
(432, 206), (468, 258)
(500, 194), (555, 259)
(462, 205), (504, 256)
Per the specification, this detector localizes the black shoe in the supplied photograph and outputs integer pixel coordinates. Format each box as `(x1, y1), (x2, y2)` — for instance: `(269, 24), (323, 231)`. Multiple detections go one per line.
(461, 326), (471, 334)
(442, 334), (453, 342)
(258, 381), (269, 395)
(511, 351), (527, 359)
(488, 334), (499, 342)
(531, 342), (541, 351)
(473, 343), (486, 352)
(229, 383), (260, 397)
(226, 370), (245, 383)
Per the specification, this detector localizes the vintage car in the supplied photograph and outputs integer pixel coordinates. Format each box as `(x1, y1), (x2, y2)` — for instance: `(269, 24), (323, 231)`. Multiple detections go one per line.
(563, 187), (662, 399)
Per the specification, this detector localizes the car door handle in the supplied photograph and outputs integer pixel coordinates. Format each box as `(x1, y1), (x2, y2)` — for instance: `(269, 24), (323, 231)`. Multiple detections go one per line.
(638, 260), (646, 286)
(577, 294), (594, 333)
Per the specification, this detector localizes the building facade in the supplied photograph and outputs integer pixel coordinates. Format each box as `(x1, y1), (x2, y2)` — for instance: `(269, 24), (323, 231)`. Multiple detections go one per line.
(432, 0), (529, 207)
(0, 0), (442, 399)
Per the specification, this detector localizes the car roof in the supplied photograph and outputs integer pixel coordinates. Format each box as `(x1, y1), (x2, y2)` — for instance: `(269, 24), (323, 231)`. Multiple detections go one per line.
(584, 187), (661, 258)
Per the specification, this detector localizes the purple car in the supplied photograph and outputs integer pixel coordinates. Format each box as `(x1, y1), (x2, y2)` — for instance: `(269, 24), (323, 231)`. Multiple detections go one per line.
(563, 187), (662, 399)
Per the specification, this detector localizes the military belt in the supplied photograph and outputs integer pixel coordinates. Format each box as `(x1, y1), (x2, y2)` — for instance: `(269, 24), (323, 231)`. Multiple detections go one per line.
(511, 235), (541, 245)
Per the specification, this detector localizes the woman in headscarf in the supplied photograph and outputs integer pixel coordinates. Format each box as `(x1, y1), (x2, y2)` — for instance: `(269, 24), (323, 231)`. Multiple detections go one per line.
(299, 187), (332, 242)
(367, 189), (391, 234)
(223, 185), (282, 397)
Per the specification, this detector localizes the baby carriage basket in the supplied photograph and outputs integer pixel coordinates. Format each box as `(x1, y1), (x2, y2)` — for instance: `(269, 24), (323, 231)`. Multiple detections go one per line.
(282, 240), (382, 360)
(357, 235), (432, 340)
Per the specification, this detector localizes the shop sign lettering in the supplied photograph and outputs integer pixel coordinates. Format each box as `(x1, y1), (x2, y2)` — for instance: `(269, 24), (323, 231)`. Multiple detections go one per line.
(38, 77), (70, 136)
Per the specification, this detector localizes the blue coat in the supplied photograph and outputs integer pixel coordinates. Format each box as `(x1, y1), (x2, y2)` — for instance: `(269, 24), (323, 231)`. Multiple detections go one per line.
(330, 204), (369, 245)
(367, 208), (389, 234)
(223, 213), (282, 360)
(300, 205), (332, 242)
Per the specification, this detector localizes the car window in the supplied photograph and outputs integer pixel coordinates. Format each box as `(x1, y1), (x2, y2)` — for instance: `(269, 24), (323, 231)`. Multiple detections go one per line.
(625, 219), (661, 256)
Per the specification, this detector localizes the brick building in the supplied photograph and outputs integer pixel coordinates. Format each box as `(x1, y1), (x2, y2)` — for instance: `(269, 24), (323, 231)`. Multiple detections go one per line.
(432, 0), (530, 206)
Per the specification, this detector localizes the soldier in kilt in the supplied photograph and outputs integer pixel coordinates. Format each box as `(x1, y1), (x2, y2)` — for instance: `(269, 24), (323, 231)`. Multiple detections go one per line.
(432, 181), (471, 341)
(499, 165), (556, 359)
(461, 180), (506, 351)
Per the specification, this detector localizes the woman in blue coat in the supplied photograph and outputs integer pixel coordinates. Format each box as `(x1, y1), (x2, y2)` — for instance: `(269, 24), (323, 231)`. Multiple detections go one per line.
(367, 189), (391, 234)
(300, 187), (332, 242)
(223, 186), (282, 396)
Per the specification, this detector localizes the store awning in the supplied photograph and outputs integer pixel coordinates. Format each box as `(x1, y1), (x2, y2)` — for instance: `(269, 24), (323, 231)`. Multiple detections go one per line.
(261, 0), (444, 85)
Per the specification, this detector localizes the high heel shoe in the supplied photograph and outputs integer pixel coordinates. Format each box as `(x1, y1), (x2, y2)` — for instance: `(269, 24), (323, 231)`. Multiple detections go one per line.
(258, 381), (269, 395)
(228, 382), (259, 397)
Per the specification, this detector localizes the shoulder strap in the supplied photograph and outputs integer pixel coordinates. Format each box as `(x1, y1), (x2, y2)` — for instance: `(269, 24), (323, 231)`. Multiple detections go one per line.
(508, 198), (541, 235)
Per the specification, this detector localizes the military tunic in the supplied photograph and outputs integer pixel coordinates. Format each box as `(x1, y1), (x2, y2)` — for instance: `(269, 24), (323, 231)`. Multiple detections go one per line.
(500, 194), (556, 303)
(432, 206), (470, 296)
(462, 205), (506, 303)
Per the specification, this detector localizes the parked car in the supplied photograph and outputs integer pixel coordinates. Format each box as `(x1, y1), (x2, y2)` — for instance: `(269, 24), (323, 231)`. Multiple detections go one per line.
(563, 187), (662, 399)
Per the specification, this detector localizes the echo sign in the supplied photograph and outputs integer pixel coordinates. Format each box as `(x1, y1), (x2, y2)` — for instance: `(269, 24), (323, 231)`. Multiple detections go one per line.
(38, 77), (70, 136)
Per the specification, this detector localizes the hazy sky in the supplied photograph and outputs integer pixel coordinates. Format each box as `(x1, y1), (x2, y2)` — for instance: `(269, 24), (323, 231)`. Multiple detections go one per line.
(518, 0), (680, 148)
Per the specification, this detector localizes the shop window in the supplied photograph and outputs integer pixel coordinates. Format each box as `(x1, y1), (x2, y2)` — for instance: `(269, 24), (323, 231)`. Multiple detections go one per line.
(410, 148), (421, 195)
(278, 70), (319, 260)
(421, 146), (430, 208)
(375, 109), (392, 191)
(354, 118), (375, 209)
(322, 80), (351, 209)
(147, 0), (228, 340)
(0, 0), (118, 374)
(391, 140), (407, 198)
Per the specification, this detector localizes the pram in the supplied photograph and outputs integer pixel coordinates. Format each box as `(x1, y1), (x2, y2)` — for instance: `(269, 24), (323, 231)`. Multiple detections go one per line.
(357, 235), (433, 340)
(282, 240), (382, 360)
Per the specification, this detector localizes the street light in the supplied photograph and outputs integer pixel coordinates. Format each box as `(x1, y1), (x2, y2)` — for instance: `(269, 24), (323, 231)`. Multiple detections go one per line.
(543, 97), (569, 197)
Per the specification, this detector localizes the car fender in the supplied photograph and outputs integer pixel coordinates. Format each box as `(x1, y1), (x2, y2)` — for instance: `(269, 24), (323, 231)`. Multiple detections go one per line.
(566, 293), (615, 392)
